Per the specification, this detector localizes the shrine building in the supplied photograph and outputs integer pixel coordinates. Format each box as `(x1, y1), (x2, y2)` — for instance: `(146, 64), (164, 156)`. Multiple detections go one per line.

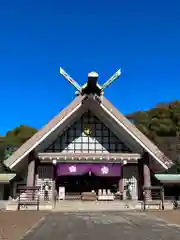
(0, 68), (174, 201)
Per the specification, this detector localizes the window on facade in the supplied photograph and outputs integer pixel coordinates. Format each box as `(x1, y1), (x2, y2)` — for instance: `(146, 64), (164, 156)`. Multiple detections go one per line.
(44, 110), (132, 153)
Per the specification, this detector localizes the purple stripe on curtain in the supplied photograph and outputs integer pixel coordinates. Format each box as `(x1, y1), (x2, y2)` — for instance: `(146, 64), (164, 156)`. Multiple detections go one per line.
(56, 163), (89, 176)
(56, 163), (121, 177)
(90, 164), (121, 177)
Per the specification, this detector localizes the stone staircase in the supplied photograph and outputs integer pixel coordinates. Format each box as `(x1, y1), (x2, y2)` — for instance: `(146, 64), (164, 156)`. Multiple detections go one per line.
(4, 199), (174, 211)
(52, 200), (174, 212)
(53, 200), (141, 212)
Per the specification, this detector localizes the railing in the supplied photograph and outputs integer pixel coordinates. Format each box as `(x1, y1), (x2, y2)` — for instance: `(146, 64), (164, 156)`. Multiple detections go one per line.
(142, 186), (164, 210)
(18, 186), (40, 211)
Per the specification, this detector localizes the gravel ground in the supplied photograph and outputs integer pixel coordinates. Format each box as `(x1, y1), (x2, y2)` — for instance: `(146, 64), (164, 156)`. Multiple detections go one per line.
(1, 210), (180, 240)
(0, 211), (48, 240)
(23, 211), (180, 240)
(147, 210), (180, 225)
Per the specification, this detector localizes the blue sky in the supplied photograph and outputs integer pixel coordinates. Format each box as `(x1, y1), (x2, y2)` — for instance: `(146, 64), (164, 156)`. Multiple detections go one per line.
(0, 0), (180, 136)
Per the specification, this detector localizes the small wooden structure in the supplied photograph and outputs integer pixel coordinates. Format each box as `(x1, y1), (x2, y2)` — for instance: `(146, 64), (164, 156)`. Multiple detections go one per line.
(81, 192), (97, 201)
(18, 186), (40, 211)
(142, 186), (164, 210)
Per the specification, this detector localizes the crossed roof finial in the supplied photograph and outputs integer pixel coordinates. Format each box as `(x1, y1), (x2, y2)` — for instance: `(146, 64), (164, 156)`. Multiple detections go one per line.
(60, 67), (121, 96)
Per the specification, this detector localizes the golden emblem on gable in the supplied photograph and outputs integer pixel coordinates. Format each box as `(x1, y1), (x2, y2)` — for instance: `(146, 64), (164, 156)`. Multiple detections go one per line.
(84, 125), (92, 136)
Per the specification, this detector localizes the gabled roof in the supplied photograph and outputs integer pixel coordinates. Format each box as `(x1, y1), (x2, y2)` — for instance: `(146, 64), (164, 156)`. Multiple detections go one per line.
(4, 95), (174, 170)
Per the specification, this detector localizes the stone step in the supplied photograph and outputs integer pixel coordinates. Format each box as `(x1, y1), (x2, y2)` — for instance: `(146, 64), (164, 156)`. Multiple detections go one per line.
(6, 200), (53, 211)
(53, 200), (173, 212)
(5, 200), (174, 211)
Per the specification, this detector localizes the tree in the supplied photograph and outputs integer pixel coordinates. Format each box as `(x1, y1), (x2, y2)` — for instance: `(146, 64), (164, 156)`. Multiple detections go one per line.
(0, 125), (37, 161)
(127, 100), (180, 163)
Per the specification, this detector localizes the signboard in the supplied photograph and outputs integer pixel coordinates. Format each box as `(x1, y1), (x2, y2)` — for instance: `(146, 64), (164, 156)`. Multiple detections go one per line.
(59, 186), (65, 200)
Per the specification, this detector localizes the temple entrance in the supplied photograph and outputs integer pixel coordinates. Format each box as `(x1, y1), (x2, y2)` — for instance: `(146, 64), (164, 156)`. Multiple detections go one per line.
(56, 163), (121, 200)
(56, 173), (119, 195)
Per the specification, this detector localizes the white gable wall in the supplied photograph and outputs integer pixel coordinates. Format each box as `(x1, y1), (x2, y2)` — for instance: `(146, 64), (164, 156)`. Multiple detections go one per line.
(36, 99), (142, 154)
(92, 106), (143, 153)
(36, 104), (86, 153)
(44, 110), (134, 154)
(89, 100), (143, 152)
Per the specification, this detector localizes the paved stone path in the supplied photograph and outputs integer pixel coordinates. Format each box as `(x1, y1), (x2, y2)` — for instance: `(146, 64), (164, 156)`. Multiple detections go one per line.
(23, 211), (180, 239)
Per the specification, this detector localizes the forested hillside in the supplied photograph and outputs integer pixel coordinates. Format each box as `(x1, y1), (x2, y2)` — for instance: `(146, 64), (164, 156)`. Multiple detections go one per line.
(127, 100), (180, 162)
(0, 125), (37, 161)
(127, 101), (180, 141)
(0, 100), (180, 163)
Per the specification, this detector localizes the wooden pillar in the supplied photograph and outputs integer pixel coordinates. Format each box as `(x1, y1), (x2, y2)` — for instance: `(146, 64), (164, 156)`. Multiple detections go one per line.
(0, 185), (4, 200)
(27, 152), (36, 187)
(35, 158), (40, 187)
(138, 158), (144, 200)
(143, 152), (151, 200)
(119, 166), (124, 200)
(52, 160), (57, 201)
